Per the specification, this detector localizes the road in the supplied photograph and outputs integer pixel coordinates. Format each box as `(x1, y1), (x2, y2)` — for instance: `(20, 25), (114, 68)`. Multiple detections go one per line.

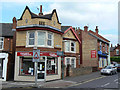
(68, 73), (119, 88)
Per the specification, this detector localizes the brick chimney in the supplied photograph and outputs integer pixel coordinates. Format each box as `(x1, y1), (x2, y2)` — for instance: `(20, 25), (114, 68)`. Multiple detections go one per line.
(12, 17), (17, 31)
(39, 5), (43, 15)
(84, 26), (88, 32)
(95, 26), (98, 34)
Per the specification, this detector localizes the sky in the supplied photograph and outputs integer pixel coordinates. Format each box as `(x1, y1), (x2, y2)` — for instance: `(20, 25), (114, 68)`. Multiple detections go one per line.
(0, 0), (119, 46)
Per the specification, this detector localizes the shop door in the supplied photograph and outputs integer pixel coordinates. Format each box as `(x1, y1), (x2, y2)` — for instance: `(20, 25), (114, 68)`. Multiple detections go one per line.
(37, 62), (45, 81)
(0, 59), (3, 79)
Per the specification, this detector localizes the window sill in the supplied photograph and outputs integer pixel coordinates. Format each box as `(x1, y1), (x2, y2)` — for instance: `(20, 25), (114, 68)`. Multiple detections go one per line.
(65, 51), (76, 53)
(19, 74), (34, 76)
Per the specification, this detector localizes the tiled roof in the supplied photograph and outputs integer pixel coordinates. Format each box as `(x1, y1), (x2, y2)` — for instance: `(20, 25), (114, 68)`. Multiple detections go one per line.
(61, 26), (71, 32)
(0, 23), (13, 37)
(89, 30), (110, 42)
(110, 47), (115, 52)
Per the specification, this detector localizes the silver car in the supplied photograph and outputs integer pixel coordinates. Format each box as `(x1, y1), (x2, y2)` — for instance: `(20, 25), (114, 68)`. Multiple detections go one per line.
(101, 66), (117, 75)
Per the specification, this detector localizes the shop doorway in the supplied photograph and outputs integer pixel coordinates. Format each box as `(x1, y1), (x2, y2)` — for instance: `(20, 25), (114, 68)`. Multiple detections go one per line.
(0, 58), (4, 79)
(37, 61), (45, 81)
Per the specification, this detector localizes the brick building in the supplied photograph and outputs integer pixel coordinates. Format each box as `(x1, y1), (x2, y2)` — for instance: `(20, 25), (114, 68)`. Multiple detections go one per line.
(76, 26), (110, 69)
(110, 44), (120, 57)
(0, 23), (15, 81)
(61, 26), (81, 77)
(13, 5), (64, 81)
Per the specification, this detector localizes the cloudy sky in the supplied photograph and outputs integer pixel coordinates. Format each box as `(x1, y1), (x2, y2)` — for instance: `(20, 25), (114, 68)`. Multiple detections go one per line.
(0, 0), (119, 46)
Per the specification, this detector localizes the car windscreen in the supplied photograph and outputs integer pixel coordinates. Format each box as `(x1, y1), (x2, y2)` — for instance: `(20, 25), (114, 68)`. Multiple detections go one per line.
(105, 66), (112, 69)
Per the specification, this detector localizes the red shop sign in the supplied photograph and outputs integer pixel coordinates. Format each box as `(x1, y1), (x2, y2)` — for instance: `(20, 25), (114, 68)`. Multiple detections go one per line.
(91, 50), (96, 58)
(17, 52), (58, 57)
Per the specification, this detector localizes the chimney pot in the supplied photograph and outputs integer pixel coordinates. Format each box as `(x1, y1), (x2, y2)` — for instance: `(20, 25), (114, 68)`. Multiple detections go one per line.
(12, 17), (17, 29)
(111, 44), (113, 47)
(39, 5), (43, 15)
(95, 26), (99, 34)
(84, 26), (88, 32)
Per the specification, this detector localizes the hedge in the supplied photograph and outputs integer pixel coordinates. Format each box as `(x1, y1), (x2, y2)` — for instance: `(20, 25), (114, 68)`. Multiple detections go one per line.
(110, 57), (120, 62)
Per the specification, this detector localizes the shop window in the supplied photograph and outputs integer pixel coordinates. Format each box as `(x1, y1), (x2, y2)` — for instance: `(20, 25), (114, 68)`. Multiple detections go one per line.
(0, 37), (4, 50)
(28, 32), (35, 45)
(19, 57), (34, 76)
(116, 49), (119, 55)
(38, 32), (46, 46)
(46, 57), (58, 75)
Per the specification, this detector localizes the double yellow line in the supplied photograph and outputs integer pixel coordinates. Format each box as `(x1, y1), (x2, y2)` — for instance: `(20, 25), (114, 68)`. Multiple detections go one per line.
(66, 76), (106, 88)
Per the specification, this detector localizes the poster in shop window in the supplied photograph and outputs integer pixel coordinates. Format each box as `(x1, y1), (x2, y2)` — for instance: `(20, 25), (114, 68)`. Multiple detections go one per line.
(91, 50), (96, 58)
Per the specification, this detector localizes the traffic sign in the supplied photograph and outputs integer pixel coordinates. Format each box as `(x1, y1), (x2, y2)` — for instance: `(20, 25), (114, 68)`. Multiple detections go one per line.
(33, 50), (40, 62)
(57, 51), (64, 56)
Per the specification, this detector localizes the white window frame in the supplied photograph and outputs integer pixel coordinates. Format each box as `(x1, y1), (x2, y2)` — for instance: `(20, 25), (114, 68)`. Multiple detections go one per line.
(105, 44), (107, 53)
(65, 57), (76, 68)
(116, 49), (119, 55)
(47, 32), (53, 47)
(0, 37), (4, 50)
(26, 31), (35, 47)
(65, 40), (76, 53)
(26, 31), (54, 48)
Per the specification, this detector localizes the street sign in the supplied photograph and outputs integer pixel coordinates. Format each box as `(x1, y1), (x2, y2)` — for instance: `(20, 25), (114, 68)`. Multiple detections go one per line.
(57, 51), (64, 56)
(33, 50), (40, 62)
(91, 50), (96, 58)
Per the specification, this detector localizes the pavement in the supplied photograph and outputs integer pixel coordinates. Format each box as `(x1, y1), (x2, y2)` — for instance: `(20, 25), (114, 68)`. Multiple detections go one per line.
(1, 71), (105, 89)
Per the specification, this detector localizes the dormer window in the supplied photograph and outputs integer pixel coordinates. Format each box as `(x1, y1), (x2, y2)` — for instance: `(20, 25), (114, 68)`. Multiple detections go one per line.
(39, 21), (45, 25)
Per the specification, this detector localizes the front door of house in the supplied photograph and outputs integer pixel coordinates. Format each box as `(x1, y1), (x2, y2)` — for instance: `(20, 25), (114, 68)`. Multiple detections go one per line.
(37, 61), (45, 81)
(0, 58), (3, 79)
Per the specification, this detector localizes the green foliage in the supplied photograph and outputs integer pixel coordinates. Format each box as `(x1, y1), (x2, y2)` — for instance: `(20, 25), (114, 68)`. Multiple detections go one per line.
(110, 56), (120, 62)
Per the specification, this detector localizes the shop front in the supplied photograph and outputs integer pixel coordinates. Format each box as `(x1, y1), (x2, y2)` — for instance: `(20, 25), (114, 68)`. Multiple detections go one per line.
(98, 51), (108, 69)
(0, 53), (8, 81)
(14, 51), (61, 81)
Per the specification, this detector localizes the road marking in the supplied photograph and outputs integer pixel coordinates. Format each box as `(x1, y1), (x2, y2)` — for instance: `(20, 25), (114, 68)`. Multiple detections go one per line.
(67, 76), (106, 88)
(101, 83), (110, 87)
(114, 79), (118, 82)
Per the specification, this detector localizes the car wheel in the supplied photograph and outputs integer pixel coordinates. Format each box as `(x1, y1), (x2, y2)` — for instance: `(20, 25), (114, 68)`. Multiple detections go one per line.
(110, 72), (113, 75)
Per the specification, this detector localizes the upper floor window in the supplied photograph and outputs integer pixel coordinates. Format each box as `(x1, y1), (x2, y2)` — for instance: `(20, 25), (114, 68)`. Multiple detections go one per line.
(47, 33), (52, 46)
(28, 32), (35, 45)
(116, 49), (119, 55)
(0, 37), (4, 50)
(100, 42), (102, 51)
(105, 44), (107, 53)
(27, 31), (53, 47)
(65, 41), (76, 53)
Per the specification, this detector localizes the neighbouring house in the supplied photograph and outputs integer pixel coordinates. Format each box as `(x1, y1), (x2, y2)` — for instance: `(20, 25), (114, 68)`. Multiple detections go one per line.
(76, 26), (110, 69)
(110, 44), (120, 63)
(110, 44), (116, 57)
(61, 26), (81, 77)
(13, 5), (63, 81)
(0, 23), (15, 81)
(88, 26), (111, 69)
(75, 26), (98, 71)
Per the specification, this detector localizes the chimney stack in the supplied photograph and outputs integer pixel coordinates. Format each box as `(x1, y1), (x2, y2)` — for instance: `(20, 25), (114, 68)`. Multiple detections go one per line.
(39, 5), (43, 15)
(12, 17), (17, 31)
(84, 26), (88, 32)
(95, 26), (98, 34)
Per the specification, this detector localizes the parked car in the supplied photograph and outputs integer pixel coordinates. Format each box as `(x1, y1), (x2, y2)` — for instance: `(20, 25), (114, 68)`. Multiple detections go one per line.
(115, 64), (120, 72)
(101, 66), (117, 75)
